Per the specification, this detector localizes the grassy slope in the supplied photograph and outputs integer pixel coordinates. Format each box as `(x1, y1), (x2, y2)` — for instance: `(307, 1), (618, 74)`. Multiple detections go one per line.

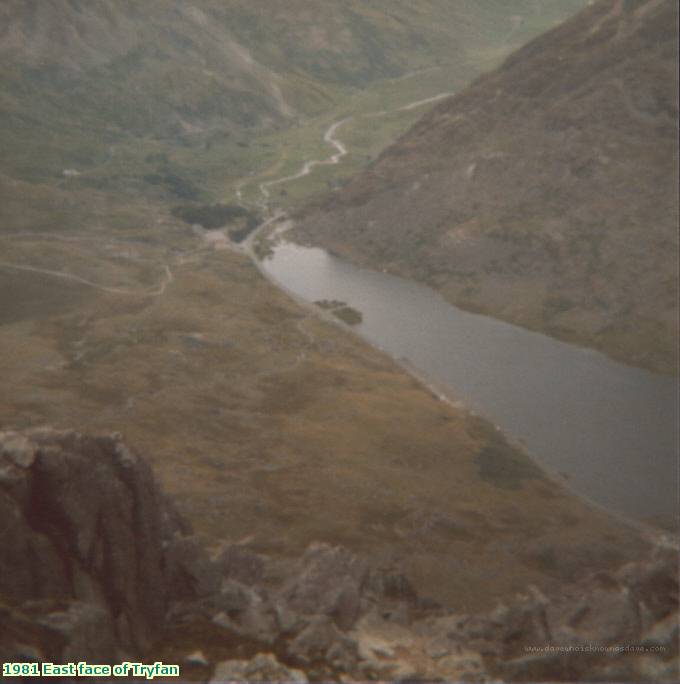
(0, 187), (646, 610)
(0, 1), (647, 611)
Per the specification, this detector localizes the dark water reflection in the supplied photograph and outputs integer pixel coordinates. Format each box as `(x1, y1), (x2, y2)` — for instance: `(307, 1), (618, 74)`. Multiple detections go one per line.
(262, 242), (678, 527)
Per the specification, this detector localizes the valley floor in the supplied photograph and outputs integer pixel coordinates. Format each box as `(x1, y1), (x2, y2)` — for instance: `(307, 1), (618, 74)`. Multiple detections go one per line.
(0, 206), (654, 612)
(0, 32), (670, 619)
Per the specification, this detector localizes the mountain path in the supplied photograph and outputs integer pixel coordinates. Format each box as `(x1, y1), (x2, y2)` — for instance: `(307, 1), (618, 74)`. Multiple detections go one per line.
(237, 90), (454, 209)
(0, 90), (454, 300)
(0, 259), (173, 297)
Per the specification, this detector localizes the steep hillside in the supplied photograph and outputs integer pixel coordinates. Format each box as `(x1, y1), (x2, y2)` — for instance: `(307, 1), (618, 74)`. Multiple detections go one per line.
(2, 429), (676, 682)
(0, 0), (587, 195)
(293, 0), (679, 374)
(0, 0), (588, 126)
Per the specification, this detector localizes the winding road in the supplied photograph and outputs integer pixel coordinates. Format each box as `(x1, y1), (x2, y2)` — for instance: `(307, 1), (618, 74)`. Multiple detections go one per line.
(226, 89), (472, 409)
(0, 90), (454, 301)
(258, 118), (351, 206)
(253, 92), (453, 209)
(233, 89), (456, 274)
(233, 90), (460, 332)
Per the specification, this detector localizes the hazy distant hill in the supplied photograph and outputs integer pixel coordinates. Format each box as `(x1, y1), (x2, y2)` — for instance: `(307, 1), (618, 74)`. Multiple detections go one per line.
(0, 0), (586, 189)
(294, 0), (679, 373)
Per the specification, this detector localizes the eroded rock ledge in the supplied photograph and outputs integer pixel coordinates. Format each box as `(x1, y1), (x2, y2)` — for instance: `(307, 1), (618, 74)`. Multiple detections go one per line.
(1, 428), (677, 682)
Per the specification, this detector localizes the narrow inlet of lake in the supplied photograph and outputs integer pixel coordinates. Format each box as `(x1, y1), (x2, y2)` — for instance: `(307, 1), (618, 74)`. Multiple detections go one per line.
(261, 241), (679, 528)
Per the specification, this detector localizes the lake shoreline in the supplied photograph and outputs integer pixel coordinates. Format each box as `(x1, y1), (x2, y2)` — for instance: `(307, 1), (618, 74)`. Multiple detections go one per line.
(241, 224), (678, 535)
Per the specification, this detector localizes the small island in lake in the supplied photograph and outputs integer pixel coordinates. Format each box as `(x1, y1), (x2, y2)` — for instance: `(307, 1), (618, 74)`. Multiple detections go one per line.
(314, 299), (363, 325)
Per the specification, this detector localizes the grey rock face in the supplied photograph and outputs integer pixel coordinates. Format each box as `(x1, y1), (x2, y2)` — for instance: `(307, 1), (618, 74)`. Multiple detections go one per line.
(485, 546), (679, 682)
(287, 614), (356, 666)
(616, 546), (679, 621)
(279, 543), (369, 630)
(38, 602), (119, 664)
(166, 535), (222, 600)
(0, 428), (185, 661)
(546, 586), (640, 645)
(213, 581), (279, 645)
(218, 544), (266, 585)
(2, 427), (677, 684)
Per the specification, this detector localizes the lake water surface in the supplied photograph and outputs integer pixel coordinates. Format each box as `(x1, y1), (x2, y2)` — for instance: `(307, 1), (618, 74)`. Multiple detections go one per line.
(262, 241), (679, 528)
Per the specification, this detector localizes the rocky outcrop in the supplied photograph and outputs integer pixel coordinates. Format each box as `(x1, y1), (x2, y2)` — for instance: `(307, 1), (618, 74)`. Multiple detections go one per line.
(278, 543), (370, 631)
(2, 428), (677, 682)
(451, 546), (679, 681)
(180, 540), (679, 682)
(0, 427), (195, 663)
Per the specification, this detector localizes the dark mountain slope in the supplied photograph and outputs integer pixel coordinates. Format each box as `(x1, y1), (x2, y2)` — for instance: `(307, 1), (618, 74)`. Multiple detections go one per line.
(294, 0), (679, 373)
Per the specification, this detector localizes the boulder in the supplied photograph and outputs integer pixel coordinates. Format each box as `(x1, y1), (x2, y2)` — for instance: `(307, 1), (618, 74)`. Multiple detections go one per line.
(642, 611), (680, 649)
(213, 581), (278, 644)
(272, 600), (304, 635)
(279, 543), (368, 630)
(287, 614), (356, 666)
(546, 584), (640, 646)
(616, 545), (679, 621)
(166, 535), (222, 600)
